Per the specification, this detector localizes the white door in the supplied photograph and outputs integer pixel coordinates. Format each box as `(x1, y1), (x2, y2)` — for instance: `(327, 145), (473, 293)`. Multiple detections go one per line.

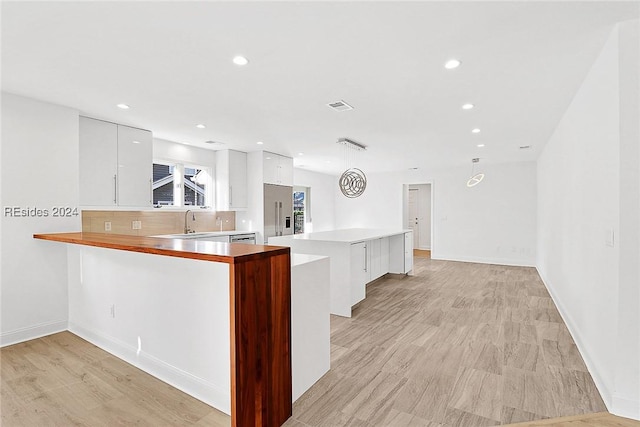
(408, 189), (419, 249)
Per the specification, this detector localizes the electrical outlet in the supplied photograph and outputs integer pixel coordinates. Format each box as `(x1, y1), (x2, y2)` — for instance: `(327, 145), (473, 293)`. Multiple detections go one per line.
(104, 221), (112, 231)
(132, 220), (142, 230)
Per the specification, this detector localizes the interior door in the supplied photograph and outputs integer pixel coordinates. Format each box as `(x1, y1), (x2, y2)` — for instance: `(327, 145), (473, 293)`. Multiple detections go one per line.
(408, 189), (419, 249)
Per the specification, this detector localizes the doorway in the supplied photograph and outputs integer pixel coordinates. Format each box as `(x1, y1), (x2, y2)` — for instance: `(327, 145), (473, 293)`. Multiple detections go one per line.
(404, 183), (432, 251)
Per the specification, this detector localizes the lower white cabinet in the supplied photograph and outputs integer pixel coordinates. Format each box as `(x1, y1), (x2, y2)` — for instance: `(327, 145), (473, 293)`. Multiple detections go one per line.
(389, 231), (413, 274)
(350, 242), (369, 305)
(369, 237), (390, 281)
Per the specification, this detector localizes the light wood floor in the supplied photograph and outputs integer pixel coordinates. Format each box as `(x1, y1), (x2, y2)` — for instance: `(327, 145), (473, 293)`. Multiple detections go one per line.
(2, 257), (637, 426)
(0, 332), (230, 426)
(284, 257), (615, 426)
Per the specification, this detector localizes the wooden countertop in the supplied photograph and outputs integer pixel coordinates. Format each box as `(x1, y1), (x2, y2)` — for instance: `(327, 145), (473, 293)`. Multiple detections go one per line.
(34, 232), (289, 264)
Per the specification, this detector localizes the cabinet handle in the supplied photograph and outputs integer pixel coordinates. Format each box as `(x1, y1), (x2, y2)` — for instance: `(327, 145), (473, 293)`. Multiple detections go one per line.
(229, 186), (233, 206)
(149, 178), (152, 204)
(364, 244), (368, 272)
(113, 174), (117, 204)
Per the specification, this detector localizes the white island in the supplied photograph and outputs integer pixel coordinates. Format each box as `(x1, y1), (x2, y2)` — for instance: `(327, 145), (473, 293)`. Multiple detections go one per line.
(270, 228), (413, 317)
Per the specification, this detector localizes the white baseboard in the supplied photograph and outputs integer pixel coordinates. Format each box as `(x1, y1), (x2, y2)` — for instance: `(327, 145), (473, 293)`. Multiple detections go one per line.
(431, 253), (535, 267)
(69, 322), (230, 415)
(0, 320), (68, 347)
(535, 268), (615, 412)
(612, 393), (640, 420)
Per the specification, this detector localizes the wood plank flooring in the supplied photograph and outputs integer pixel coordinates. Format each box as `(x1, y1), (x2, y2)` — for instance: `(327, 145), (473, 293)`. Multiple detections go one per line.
(2, 257), (636, 426)
(0, 332), (230, 426)
(285, 257), (613, 426)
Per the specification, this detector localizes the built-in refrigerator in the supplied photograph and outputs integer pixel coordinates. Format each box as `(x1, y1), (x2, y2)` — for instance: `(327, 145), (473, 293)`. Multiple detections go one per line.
(263, 183), (293, 244)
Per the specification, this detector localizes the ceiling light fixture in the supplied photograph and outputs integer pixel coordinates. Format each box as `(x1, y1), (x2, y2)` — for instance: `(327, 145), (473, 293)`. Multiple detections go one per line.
(444, 59), (461, 69)
(196, 124), (206, 129)
(472, 128), (481, 134)
(477, 144), (485, 148)
(462, 103), (474, 110)
(337, 138), (367, 198)
(298, 152), (304, 156)
(117, 103), (130, 110)
(132, 140), (141, 144)
(466, 158), (484, 188)
(233, 56), (249, 66)
(256, 141), (264, 145)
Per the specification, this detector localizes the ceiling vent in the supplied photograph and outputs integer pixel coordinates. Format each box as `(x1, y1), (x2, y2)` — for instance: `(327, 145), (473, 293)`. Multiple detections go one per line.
(519, 145), (532, 150)
(205, 140), (226, 147)
(327, 100), (354, 112)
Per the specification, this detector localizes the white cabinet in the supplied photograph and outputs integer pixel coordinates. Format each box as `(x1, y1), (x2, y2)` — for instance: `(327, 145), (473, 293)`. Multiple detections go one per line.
(79, 116), (152, 207)
(404, 231), (413, 273)
(350, 242), (369, 305)
(216, 150), (247, 210)
(263, 151), (293, 186)
(389, 231), (413, 274)
(369, 237), (390, 281)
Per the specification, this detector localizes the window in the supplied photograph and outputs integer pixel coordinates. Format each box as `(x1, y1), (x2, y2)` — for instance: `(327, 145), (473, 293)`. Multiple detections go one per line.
(153, 161), (212, 208)
(293, 186), (311, 234)
(153, 162), (175, 206)
(184, 166), (211, 207)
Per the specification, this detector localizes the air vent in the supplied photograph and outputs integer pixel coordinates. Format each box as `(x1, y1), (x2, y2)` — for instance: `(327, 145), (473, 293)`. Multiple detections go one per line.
(519, 145), (532, 150)
(205, 140), (226, 147)
(327, 100), (354, 112)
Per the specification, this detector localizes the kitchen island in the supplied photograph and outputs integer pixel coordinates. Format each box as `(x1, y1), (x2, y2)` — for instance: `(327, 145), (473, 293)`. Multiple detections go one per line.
(270, 228), (413, 317)
(34, 232), (291, 427)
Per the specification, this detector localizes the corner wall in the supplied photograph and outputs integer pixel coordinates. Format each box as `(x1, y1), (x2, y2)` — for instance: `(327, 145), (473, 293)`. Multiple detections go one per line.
(1, 93), (80, 346)
(537, 22), (639, 419)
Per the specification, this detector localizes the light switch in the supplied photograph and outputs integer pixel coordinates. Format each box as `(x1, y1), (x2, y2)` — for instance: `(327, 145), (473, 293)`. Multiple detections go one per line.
(605, 228), (614, 247)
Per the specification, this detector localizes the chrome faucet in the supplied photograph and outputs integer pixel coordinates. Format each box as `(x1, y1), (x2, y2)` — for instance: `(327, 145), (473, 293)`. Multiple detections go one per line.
(184, 210), (196, 234)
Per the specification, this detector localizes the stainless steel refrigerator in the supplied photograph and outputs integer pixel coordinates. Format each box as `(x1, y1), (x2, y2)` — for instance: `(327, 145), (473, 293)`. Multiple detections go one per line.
(263, 183), (293, 244)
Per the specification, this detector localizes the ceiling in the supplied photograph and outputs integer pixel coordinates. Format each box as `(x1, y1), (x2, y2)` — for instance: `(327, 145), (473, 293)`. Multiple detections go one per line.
(2, 1), (637, 175)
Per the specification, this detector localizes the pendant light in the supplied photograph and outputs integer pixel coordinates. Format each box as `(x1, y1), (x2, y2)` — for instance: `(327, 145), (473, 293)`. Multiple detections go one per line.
(466, 158), (484, 187)
(337, 138), (367, 198)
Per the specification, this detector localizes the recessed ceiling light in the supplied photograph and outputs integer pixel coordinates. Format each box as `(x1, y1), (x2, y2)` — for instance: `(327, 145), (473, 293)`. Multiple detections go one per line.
(233, 56), (249, 66)
(196, 124), (206, 129)
(477, 144), (485, 148)
(298, 152), (304, 156)
(444, 59), (461, 69)
(462, 103), (474, 110)
(117, 103), (130, 109)
(132, 140), (141, 144)
(256, 141), (264, 145)
(472, 128), (481, 134)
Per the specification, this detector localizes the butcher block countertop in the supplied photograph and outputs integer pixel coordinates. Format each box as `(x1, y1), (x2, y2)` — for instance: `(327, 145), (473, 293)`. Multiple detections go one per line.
(34, 232), (288, 264)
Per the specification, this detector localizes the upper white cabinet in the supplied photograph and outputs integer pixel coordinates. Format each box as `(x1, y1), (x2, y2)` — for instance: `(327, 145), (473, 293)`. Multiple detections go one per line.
(79, 116), (152, 207)
(263, 151), (293, 186)
(216, 149), (248, 210)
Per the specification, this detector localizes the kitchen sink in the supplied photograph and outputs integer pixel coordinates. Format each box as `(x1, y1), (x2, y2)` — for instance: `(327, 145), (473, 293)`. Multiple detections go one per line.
(153, 232), (226, 239)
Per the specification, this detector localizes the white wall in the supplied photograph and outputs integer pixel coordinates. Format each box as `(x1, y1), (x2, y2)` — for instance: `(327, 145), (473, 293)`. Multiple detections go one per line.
(1, 93), (81, 346)
(537, 22), (639, 419)
(335, 162), (537, 266)
(293, 168), (336, 233)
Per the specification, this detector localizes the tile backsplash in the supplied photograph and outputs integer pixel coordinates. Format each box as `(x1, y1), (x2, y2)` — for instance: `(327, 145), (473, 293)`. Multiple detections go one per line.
(82, 210), (236, 236)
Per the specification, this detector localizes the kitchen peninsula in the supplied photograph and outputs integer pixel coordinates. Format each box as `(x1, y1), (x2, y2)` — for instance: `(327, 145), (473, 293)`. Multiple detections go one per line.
(33, 232), (292, 427)
(270, 228), (413, 317)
